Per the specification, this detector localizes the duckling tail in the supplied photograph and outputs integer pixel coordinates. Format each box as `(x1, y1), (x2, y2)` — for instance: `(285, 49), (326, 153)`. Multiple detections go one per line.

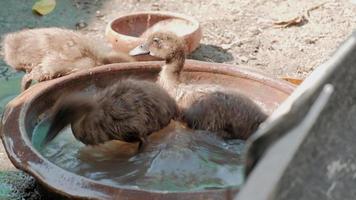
(43, 94), (96, 145)
(100, 51), (136, 64)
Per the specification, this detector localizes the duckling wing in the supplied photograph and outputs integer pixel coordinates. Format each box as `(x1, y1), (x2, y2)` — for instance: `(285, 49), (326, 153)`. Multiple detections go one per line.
(93, 80), (177, 144)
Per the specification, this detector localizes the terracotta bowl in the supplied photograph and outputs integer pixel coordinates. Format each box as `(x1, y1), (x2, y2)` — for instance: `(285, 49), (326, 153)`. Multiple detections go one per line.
(1, 60), (294, 199)
(105, 11), (202, 61)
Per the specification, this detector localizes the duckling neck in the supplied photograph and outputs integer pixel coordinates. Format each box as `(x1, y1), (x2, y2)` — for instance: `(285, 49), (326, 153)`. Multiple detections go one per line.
(158, 51), (185, 92)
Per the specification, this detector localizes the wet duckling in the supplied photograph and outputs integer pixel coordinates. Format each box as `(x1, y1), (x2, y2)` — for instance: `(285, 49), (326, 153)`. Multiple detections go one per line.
(182, 91), (268, 140)
(3, 27), (134, 91)
(130, 32), (267, 139)
(43, 79), (178, 152)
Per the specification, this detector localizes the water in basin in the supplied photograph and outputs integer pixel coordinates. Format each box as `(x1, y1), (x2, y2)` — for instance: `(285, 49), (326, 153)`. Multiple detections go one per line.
(32, 119), (245, 192)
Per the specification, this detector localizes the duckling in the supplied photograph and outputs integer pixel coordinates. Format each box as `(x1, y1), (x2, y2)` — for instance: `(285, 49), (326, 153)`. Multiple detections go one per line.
(130, 32), (267, 139)
(182, 91), (267, 140)
(43, 79), (178, 152)
(3, 27), (135, 91)
(130, 31), (218, 109)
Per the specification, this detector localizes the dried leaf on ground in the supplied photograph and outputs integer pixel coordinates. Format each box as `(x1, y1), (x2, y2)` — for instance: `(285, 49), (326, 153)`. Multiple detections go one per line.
(281, 77), (304, 85)
(273, 15), (307, 28)
(32, 0), (56, 16)
(306, 2), (328, 17)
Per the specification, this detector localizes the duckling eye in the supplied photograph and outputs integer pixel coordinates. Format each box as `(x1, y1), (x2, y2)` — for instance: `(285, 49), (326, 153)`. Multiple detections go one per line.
(152, 38), (162, 48)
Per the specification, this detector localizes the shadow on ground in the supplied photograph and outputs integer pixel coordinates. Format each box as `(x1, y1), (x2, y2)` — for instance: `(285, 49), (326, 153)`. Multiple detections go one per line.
(188, 44), (234, 63)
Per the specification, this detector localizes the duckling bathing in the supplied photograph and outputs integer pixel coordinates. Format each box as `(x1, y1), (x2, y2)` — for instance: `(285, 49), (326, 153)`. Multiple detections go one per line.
(43, 79), (178, 152)
(3, 27), (135, 91)
(183, 92), (267, 140)
(130, 31), (267, 139)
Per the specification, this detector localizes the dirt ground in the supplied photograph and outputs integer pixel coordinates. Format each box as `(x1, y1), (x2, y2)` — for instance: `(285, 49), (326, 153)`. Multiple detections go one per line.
(81, 0), (356, 79)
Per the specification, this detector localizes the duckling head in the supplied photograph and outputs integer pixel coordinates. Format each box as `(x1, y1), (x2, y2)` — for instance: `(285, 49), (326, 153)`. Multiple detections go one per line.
(129, 31), (186, 61)
(43, 94), (95, 146)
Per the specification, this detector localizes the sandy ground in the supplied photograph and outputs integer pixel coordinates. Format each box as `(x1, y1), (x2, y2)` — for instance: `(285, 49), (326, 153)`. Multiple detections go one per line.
(82, 0), (356, 78)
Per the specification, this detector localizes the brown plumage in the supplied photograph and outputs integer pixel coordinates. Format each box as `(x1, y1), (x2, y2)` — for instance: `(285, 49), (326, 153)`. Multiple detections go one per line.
(130, 32), (267, 139)
(182, 92), (267, 140)
(3, 27), (135, 91)
(44, 79), (178, 152)
(130, 31), (226, 109)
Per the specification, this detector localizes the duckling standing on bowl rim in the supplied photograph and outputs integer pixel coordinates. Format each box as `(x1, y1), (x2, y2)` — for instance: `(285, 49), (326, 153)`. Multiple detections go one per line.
(3, 27), (135, 91)
(129, 31), (267, 139)
(43, 79), (178, 152)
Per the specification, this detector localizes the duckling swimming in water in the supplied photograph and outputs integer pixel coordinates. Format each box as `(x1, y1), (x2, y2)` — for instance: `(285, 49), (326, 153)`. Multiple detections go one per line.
(43, 79), (178, 152)
(3, 27), (135, 91)
(130, 31), (267, 139)
(182, 91), (267, 140)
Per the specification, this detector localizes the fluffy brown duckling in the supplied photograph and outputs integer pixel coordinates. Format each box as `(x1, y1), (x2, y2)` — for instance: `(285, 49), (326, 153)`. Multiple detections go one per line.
(130, 32), (230, 109)
(130, 31), (192, 109)
(43, 79), (178, 152)
(3, 27), (135, 91)
(130, 32), (267, 139)
(182, 91), (267, 140)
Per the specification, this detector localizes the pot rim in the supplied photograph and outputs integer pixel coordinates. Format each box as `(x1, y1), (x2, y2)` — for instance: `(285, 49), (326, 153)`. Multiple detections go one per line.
(105, 11), (201, 41)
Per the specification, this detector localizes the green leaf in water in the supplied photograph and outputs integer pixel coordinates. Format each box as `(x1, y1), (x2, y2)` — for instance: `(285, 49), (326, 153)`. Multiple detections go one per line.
(32, 0), (56, 16)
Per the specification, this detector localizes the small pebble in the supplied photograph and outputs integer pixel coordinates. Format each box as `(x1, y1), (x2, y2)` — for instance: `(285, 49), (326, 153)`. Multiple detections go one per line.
(221, 44), (230, 50)
(230, 9), (240, 15)
(76, 21), (87, 30)
(239, 56), (249, 62)
(96, 10), (104, 17)
(152, 3), (160, 11)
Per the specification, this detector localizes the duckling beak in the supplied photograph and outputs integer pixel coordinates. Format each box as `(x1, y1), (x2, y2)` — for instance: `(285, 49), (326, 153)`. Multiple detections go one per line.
(129, 44), (150, 56)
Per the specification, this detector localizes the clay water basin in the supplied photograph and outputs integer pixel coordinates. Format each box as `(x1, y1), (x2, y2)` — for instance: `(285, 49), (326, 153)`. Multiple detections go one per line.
(1, 60), (294, 199)
(106, 11), (202, 61)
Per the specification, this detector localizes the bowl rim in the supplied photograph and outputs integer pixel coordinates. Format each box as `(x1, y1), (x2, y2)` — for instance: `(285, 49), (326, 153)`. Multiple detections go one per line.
(1, 60), (295, 199)
(105, 11), (201, 41)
